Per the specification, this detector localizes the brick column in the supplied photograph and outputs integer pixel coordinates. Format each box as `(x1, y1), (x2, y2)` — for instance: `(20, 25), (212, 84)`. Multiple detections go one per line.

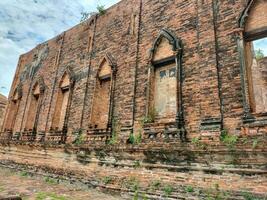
(197, 0), (222, 137)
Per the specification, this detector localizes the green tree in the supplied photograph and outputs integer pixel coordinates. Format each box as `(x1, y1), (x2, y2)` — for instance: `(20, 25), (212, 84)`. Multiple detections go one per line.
(255, 49), (264, 60)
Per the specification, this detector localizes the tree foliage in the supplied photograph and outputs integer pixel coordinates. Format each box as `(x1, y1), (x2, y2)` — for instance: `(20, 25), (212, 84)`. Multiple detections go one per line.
(255, 49), (264, 60)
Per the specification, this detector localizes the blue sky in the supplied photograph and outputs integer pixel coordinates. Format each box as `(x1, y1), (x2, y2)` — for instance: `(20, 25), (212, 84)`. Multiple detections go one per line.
(0, 0), (119, 97)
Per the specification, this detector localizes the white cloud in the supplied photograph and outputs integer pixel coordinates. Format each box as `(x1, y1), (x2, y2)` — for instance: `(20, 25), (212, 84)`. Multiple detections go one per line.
(0, 0), (120, 97)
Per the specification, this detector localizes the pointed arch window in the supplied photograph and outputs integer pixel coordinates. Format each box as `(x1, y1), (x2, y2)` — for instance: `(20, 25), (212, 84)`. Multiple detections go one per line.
(147, 29), (184, 129)
(90, 54), (116, 130)
(239, 0), (267, 117)
(51, 71), (74, 132)
(4, 86), (22, 132)
(25, 79), (45, 132)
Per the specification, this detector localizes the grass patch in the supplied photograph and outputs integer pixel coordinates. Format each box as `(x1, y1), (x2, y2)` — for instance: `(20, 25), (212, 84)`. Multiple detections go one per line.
(19, 171), (30, 177)
(102, 176), (112, 185)
(242, 191), (264, 200)
(185, 185), (194, 193)
(133, 160), (141, 169)
(36, 192), (68, 200)
(124, 177), (140, 191)
(44, 176), (58, 185)
(150, 180), (161, 191)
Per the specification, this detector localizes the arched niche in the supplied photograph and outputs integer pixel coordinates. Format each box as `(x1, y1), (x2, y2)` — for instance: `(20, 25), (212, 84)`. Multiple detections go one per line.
(25, 77), (45, 132)
(4, 85), (22, 132)
(90, 53), (116, 130)
(146, 29), (186, 139)
(51, 68), (75, 132)
(238, 0), (267, 119)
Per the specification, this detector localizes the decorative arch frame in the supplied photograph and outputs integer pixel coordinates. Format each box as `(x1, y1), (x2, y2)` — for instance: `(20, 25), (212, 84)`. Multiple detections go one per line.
(25, 76), (46, 133)
(3, 83), (23, 132)
(146, 28), (186, 139)
(58, 66), (76, 88)
(237, 0), (267, 122)
(150, 28), (182, 58)
(13, 83), (23, 101)
(52, 66), (76, 137)
(90, 53), (117, 130)
(96, 53), (117, 78)
(31, 76), (45, 95)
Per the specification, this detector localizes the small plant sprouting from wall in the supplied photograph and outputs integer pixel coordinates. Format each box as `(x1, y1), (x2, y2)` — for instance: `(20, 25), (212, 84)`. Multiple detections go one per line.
(141, 108), (157, 125)
(150, 180), (161, 191)
(191, 137), (200, 145)
(133, 160), (141, 169)
(73, 129), (85, 146)
(191, 137), (207, 150)
(108, 117), (119, 145)
(252, 138), (259, 149)
(220, 129), (238, 151)
(97, 5), (106, 15)
(128, 131), (142, 145)
(185, 185), (194, 193)
(163, 184), (174, 197)
(124, 177), (140, 191)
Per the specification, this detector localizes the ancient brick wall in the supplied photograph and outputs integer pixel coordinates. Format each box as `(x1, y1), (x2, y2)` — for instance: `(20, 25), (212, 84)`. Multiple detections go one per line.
(0, 94), (7, 130)
(1, 0), (266, 140)
(0, 0), (267, 198)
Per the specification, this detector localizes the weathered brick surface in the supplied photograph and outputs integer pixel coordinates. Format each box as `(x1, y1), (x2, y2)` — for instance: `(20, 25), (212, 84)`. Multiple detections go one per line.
(0, 0), (267, 198)
(0, 141), (266, 199)
(2, 0), (266, 138)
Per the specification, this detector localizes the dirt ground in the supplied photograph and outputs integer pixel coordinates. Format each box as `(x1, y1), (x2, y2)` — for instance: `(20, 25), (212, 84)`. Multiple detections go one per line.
(0, 167), (125, 200)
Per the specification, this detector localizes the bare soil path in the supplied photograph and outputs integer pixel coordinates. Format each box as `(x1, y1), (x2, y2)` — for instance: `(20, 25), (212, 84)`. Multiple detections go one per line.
(0, 167), (125, 200)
